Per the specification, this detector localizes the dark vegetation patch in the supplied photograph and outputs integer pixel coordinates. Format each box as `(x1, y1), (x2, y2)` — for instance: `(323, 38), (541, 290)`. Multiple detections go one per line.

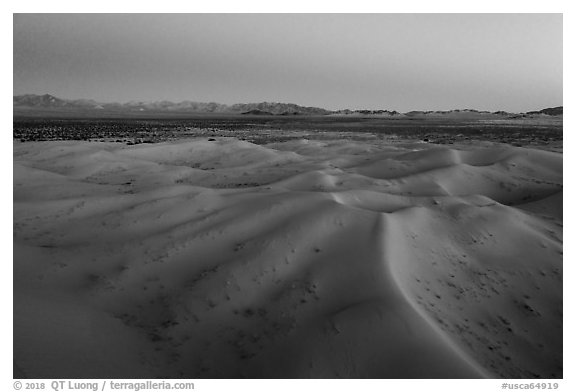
(13, 116), (562, 148)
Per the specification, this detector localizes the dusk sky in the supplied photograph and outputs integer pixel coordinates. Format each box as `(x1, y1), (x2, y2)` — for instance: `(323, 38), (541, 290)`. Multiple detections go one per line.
(13, 13), (562, 112)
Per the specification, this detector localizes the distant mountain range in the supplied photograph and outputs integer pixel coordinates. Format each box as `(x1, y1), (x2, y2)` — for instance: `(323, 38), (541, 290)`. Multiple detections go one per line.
(13, 94), (331, 115)
(13, 94), (563, 117)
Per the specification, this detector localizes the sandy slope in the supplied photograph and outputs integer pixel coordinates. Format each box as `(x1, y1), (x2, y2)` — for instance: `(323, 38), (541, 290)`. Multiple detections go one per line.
(13, 137), (562, 378)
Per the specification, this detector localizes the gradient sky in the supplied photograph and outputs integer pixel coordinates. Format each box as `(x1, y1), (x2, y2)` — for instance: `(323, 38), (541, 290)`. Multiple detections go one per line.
(13, 13), (562, 112)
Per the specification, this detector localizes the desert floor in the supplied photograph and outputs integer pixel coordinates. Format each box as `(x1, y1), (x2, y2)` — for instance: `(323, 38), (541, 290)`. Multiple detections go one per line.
(13, 137), (562, 378)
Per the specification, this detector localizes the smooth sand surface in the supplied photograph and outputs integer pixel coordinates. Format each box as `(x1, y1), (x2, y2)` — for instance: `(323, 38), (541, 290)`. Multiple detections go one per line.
(13, 137), (562, 378)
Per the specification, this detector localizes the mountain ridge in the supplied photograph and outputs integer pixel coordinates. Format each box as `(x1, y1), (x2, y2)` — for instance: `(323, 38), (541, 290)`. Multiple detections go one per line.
(13, 94), (563, 117)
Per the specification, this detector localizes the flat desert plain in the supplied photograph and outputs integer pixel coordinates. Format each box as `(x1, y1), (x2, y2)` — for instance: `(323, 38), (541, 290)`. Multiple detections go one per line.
(13, 136), (562, 378)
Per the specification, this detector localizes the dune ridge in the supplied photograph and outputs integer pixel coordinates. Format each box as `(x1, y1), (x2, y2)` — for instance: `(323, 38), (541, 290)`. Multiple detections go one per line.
(13, 137), (562, 378)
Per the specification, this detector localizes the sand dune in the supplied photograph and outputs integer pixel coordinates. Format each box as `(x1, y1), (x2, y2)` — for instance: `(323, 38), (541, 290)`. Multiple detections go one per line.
(13, 137), (562, 378)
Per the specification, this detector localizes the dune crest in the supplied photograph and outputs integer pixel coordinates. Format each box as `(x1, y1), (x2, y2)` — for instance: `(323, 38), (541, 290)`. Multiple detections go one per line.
(13, 137), (562, 378)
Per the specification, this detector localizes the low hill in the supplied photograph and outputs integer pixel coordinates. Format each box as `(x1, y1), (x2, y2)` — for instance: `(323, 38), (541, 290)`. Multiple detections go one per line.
(241, 109), (275, 116)
(527, 107), (563, 116)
